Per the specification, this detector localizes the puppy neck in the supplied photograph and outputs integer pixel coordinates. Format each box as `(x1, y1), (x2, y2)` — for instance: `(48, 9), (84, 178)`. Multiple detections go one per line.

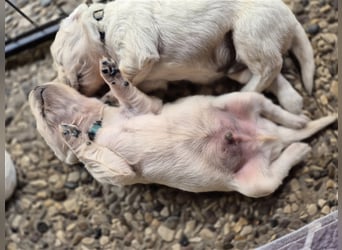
(86, 105), (105, 141)
(92, 8), (106, 44)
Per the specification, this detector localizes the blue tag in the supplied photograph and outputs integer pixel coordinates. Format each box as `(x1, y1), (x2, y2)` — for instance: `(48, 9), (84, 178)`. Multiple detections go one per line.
(88, 120), (102, 141)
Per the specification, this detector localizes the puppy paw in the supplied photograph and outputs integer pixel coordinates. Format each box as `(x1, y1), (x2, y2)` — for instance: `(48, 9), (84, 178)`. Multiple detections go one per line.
(279, 94), (304, 115)
(99, 57), (133, 91)
(59, 124), (85, 148)
(287, 142), (312, 162)
(288, 114), (311, 129)
(100, 91), (120, 107)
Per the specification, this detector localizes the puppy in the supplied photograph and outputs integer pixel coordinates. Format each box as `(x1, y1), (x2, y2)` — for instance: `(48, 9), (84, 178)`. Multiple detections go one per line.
(50, 0), (315, 114)
(29, 58), (335, 197)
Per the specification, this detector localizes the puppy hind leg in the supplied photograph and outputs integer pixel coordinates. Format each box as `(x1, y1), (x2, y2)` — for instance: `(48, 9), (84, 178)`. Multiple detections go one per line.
(227, 68), (303, 114)
(233, 143), (311, 198)
(227, 68), (252, 84)
(258, 95), (309, 129)
(212, 91), (307, 128)
(266, 74), (303, 114)
(239, 49), (283, 93)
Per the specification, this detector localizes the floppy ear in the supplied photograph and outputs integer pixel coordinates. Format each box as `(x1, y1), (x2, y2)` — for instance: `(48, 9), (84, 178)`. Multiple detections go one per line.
(59, 124), (137, 186)
(64, 3), (88, 24)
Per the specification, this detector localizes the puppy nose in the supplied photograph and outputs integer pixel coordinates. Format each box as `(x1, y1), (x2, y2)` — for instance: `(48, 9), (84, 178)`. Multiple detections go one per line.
(33, 86), (41, 91)
(33, 85), (43, 92)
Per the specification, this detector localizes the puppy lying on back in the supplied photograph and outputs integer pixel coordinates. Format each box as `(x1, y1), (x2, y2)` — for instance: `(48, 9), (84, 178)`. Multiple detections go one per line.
(29, 58), (335, 197)
(50, 0), (315, 114)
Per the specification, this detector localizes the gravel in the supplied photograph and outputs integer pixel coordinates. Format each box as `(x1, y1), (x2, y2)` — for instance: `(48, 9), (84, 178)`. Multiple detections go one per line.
(5, 0), (338, 249)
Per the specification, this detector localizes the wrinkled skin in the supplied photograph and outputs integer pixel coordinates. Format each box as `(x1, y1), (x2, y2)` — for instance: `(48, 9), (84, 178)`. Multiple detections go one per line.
(50, 0), (315, 114)
(29, 58), (335, 198)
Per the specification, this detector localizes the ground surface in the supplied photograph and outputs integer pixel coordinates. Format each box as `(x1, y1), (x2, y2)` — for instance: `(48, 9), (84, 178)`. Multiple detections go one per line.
(5, 0), (338, 249)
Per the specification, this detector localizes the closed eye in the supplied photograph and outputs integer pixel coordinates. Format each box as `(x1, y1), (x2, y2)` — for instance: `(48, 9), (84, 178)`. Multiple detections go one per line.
(76, 73), (83, 83)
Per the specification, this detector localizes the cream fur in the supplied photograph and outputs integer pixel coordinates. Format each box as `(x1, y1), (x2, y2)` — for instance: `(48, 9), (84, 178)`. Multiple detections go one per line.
(50, 0), (314, 114)
(29, 59), (335, 197)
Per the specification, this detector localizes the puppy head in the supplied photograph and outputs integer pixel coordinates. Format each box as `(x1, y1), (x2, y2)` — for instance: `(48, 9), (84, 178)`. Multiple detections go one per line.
(29, 82), (104, 164)
(50, 3), (107, 96)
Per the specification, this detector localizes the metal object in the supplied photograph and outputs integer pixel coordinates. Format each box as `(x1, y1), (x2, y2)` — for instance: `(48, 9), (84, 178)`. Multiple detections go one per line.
(5, 19), (61, 57)
(5, 0), (66, 57)
(5, 0), (41, 29)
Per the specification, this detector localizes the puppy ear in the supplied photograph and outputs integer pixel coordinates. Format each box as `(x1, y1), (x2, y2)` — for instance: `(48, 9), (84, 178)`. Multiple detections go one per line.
(64, 3), (88, 23)
(84, 0), (93, 6)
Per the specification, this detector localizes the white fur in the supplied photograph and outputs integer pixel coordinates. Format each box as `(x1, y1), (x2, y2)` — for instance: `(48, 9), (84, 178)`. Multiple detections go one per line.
(51, 0), (314, 114)
(29, 59), (334, 198)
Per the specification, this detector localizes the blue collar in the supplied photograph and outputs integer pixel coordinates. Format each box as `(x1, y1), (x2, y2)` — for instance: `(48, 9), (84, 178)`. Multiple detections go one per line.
(87, 120), (102, 141)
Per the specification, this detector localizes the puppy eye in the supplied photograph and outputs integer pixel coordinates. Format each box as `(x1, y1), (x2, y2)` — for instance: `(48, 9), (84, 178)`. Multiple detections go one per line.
(76, 73), (83, 82)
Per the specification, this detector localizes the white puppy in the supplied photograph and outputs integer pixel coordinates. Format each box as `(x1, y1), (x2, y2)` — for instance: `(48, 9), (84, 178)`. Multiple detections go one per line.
(50, 0), (314, 114)
(29, 58), (335, 198)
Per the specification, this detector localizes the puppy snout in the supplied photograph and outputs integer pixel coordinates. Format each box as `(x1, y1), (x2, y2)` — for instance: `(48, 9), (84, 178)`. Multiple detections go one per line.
(32, 85), (46, 101)
(33, 85), (45, 92)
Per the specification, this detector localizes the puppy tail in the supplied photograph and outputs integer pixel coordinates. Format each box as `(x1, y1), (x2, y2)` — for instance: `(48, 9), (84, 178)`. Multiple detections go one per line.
(282, 115), (337, 143)
(290, 23), (315, 95)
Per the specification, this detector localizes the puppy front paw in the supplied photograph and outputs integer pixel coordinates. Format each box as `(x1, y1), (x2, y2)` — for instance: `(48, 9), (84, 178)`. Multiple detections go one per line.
(60, 124), (82, 142)
(100, 57), (131, 89)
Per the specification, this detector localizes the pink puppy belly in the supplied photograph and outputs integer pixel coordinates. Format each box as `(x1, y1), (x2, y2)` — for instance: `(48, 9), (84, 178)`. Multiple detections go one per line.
(205, 110), (261, 174)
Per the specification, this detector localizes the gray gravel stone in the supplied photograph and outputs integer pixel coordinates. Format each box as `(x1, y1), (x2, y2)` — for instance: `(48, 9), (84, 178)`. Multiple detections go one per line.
(158, 225), (175, 242)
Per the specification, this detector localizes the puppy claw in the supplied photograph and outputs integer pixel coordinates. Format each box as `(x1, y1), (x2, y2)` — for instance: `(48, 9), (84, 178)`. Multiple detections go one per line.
(60, 124), (81, 139)
(101, 68), (109, 74)
(110, 67), (119, 76)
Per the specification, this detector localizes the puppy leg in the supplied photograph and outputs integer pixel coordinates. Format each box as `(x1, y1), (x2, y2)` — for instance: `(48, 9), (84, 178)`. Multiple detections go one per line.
(119, 55), (159, 85)
(228, 69), (303, 114)
(234, 34), (283, 93)
(59, 124), (136, 186)
(212, 92), (309, 129)
(267, 74), (303, 114)
(258, 94), (309, 129)
(138, 80), (168, 93)
(233, 143), (311, 198)
(227, 68), (253, 84)
(100, 91), (120, 107)
(99, 57), (162, 115)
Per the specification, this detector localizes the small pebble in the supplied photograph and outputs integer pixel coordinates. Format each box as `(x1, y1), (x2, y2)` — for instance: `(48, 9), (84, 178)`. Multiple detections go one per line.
(179, 234), (190, 247)
(321, 205), (330, 214)
(306, 23), (320, 35)
(164, 216), (179, 230)
(51, 189), (67, 201)
(157, 225), (175, 242)
(283, 204), (292, 214)
(326, 179), (336, 189)
(82, 237), (95, 245)
(233, 217), (247, 233)
(199, 228), (215, 239)
(307, 204), (318, 216)
(240, 225), (253, 237)
(36, 221), (49, 234)
(292, 203), (299, 212)
(99, 236), (109, 246)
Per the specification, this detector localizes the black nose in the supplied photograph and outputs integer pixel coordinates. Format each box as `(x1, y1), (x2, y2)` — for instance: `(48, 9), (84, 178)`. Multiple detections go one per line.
(33, 85), (45, 92)
(32, 85), (47, 101)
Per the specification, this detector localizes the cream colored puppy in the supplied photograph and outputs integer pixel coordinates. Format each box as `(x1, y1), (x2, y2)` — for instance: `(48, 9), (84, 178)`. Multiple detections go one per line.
(50, 0), (314, 114)
(29, 58), (335, 197)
